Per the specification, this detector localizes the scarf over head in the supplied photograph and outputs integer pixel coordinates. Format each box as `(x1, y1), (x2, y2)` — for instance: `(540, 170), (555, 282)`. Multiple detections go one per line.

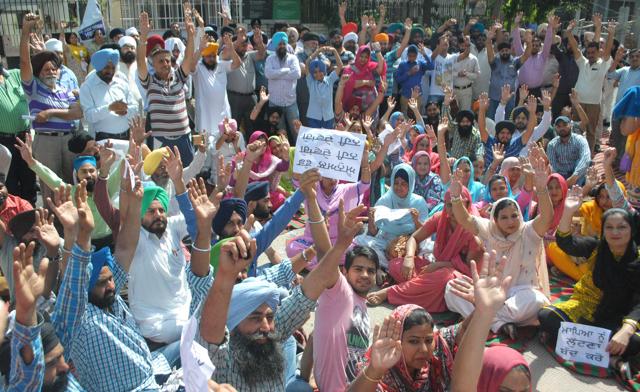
(478, 345), (530, 392)
(452, 157), (485, 202)
(212, 198), (247, 237)
(405, 134), (440, 174)
(227, 278), (288, 331)
(89, 246), (115, 291)
(390, 112), (404, 129)
(91, 48), (120, 72)
(483, 175), (514, 203)
(362, 304), (453, 392)
(246, 131), (273, 173)
(546, 173), (568, 233)
(342, 45), (385, 111)
(140, 186), (169, 218)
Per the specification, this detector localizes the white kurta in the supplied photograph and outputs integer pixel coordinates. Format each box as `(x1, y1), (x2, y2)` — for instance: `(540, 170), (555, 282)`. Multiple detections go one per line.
(193, 60), (233, 135)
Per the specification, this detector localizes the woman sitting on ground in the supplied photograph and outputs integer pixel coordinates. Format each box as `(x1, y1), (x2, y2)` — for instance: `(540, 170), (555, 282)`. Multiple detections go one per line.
(443, 147), (552, 340)
(538, 199), (640, 379)
(367, 187), (483, 313)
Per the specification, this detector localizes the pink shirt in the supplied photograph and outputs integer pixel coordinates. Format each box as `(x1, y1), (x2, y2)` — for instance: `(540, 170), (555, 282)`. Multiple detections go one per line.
(313, 274), (370, 391)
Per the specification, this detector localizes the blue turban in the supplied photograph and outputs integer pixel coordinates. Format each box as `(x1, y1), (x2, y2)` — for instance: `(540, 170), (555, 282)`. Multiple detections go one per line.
(73, 156), (97, 172)
(89, 247), (115, 291)
(244, 181), (270, 202)
(91, 48), (120, 72)
(407, 44), (418, 54)
(227, 278), (288, 331)
(212, 198), (247, 237)
(267, 32), (289, 51)
(613, 86), (640, 119)
(471, 22), (485, 33)
(309, 59), (327, 75)
(390, 112), (404, 128)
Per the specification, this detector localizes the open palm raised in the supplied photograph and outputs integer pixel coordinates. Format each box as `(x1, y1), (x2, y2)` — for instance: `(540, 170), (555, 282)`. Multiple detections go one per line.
(369, 316), (403, 372)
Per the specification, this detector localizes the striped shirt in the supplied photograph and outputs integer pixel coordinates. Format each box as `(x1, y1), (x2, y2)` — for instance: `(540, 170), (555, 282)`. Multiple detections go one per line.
(21, 78), (76, 133)
(547, 133), (591, 179)
(265, 53), (301, 107)
(0, 70), (30, 134)
(197, 285), (316, 390)
(140, 67), (190, 137)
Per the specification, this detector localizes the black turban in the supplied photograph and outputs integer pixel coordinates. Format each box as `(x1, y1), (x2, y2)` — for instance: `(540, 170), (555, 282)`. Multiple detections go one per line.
(212, 198), (247, 237)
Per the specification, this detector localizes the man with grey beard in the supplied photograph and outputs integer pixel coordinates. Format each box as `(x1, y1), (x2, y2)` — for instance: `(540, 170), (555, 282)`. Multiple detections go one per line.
(197, 174), (366, 390)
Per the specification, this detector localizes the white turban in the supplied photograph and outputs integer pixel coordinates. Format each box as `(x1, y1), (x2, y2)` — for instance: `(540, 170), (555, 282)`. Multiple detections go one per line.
(118, 35), (137, 49)
(44, 38), (63, 53)
(343, 32), (358, 45)
(125, 27), (139, 36)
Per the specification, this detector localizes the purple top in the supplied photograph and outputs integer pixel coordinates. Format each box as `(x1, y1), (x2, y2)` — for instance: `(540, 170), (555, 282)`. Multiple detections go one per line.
(512, 26), (553, 88)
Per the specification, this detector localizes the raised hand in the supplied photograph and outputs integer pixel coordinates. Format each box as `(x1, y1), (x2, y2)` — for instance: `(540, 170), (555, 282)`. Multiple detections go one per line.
(362, 115), (374, 130)
(189, 178), (222, 226)
(98, 141), (117, 175)
(338, 1), (347, 19)
(13, 242), (49, 326)
(500, 85), (512, 105)
(607, 20), (617, 35)
(603, 147), (617, 167)
(541, 89), (552, 110)
(139, 12), (151, 38)
(404, 18), (413, 31)
(492, 143), (505, 163)
(478, 92), (489, 112)
(336, 200), (366, 247)
(33, 208), (60, 253)
(300, 168), (321, 199)
(216, 155), (232, 191)
(47, 185), (78, 232)
(408, 97), (418, 111)
(129, 116), (151, 146)
(387, 96), (397, 110)
(449, 275), (475, 303)
(449, 176), (463, 198)
(14, 133), (35, 166)
(552, 73), (561, 90)
(165, 146), (183, 182)
(526, 94), (537, 114)
(564, 185), (583, 213)
(592, 13), (602, 28)
(21, 13), (40, 33)
(217, 230), (257, 279)
(443, 85), (454, 107)
(438, 116), (450, 137)
(567, 20), (577, 32)
(245, 139), (266, 163)
(469, 251), (511, 314)
(368, 316), (403, 374)
(259, 86), (269, 103)
(75, 180), (94, 234)
(548, 14), (560, 30)
(518, 84), (529, 103)
(514, 11), (524, 26)
(585, 166), (599, 189)
(529, 155), (547, 191)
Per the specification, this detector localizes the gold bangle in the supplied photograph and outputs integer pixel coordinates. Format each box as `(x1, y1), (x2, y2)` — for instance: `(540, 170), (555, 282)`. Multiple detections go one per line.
(363, 366), (382, 383)
(623, 319), (638, 330)
(451, 197), (463, 204)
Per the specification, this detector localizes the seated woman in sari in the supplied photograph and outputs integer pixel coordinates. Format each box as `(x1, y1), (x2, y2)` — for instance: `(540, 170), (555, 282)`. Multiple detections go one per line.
(409, 151), (443, 213)
(367, 187), (483, 313)
(230, 130), (290, 210)
(286, 155), (371, 269)
(538, 203), (640, 378)
(354, 163), (429, 269)
(349, 304), (465, 392)
(475, 173), (532, 219)
(444, 149), (552, 339)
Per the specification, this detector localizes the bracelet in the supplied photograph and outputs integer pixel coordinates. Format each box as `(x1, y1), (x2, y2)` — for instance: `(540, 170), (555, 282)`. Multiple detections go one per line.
(363, 366), (383, 383)
(301, 249), (309, 262)
(451, 196), (463, 203)
(191, 243), (212, 253)
(623, 319), (639, 330)
(61, 247), (72, 255)
(307, 217), (325, 225)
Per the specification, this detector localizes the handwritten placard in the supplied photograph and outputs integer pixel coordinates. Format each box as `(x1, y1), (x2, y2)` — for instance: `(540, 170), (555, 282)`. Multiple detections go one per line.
(293, 127), (366, 182)
(555, 322), (611, 368)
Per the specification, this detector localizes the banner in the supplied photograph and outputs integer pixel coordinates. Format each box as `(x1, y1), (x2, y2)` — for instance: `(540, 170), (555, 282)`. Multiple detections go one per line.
(78, 0), (105, 41)
(555, 322), (611, 368)
(293, 127), (366, 183)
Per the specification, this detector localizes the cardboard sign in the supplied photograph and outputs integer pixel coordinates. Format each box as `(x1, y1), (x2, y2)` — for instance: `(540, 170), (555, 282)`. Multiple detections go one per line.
(293, 127), (366, 182)
(555, 322), (611, 368)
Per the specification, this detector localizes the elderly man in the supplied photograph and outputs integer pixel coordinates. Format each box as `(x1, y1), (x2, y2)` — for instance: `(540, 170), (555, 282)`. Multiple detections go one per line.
(196, 173), (364, 391)
(116, 35), (143, 113)
(44, 38), (79, 94)
(265, 32), (302, 140)
(19, 14), (82, 196)
(137, 9), (196, 165)
(50, 178), (214, 391)
(192, 35), (241, 136)
(80, 48), (138, 141)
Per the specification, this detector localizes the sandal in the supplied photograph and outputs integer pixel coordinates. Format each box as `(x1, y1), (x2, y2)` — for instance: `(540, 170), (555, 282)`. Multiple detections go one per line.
(612, 357), (632, 381)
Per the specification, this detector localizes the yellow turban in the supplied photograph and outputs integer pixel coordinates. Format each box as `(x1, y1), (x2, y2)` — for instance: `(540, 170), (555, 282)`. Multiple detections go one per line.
(143, 147), (170, 176)
(374, 33), (389, 43)
(201, 42), (219, 57)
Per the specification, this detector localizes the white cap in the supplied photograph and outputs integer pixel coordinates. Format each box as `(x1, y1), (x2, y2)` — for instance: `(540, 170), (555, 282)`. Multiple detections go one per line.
(125, 27), (139, 36)
(44, 38), (63, 53)
(118, 35), (137, 49)
(343, 32), (358, 44)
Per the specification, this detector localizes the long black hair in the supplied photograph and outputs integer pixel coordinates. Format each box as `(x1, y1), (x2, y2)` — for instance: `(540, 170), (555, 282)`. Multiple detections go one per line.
(592, 208), (640, 291)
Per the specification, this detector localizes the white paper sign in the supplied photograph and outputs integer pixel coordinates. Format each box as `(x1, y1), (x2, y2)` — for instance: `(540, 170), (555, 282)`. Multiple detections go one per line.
(180, 316), (215, 392)
(78, 0), (105, 41)
(293, 127), (366, 182)
(555, 322), (611, 368)
(374, 206), (410, 223)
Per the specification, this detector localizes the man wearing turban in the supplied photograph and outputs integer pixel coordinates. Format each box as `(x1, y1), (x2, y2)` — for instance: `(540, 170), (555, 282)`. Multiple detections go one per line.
(79, 48), (138, 140)
(44, 38), (79, 93)
(193, 33), (241, 137)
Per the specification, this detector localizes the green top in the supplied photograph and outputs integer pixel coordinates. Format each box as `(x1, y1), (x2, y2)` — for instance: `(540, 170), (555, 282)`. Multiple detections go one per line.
(0, 69), (30, 134)
(31, 161), (121, 239)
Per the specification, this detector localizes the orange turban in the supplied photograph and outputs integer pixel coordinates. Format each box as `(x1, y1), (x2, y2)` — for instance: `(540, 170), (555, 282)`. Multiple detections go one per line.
(374, 33), (389, 43)
(201, 42), (219, 57)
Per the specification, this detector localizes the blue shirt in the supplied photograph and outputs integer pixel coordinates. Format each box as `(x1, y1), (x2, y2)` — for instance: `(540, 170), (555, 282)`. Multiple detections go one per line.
(59, 65), (79, 92)
(306, 71), (339, 121)
(547, 133), (591, 179)
(483, 136), (525, 167)
(2, 321), (44, 392)
(608, 66), (640, 103)
(489, 56), (521, 101)
(395, 59), (433, 98)
(177, 189), (305, 277)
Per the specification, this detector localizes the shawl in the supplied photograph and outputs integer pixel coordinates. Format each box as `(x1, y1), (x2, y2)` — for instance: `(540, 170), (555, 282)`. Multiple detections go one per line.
(363, 304), (454, 392)
(434, 187), (480, 276)
(411, 152), (443, 207)
(476, 197), (550, 296)
(405, 135), (441, 174)
(452, 157), (485, 203)
(342, 45), (383, 110)
(477, 345), (530, 392)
